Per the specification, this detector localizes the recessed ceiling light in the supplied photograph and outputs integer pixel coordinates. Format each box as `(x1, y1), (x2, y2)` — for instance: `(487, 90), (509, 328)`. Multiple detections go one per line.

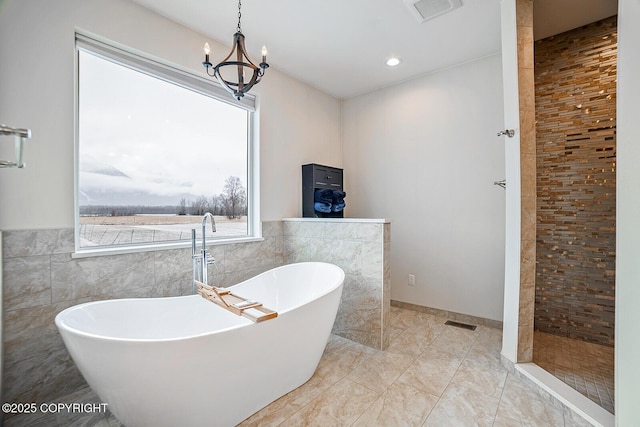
(386, 57), (401, 67)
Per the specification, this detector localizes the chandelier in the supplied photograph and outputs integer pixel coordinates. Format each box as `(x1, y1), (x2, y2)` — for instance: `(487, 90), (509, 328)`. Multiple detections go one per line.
(202, 0), (269, 100)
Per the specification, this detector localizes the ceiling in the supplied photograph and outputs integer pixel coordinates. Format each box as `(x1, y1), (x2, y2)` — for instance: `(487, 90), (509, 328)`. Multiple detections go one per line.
(533, 0), (618, 40)
(130, 0), (618, 100)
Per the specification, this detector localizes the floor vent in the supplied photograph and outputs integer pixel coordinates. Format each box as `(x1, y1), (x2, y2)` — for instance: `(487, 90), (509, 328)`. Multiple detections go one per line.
(445, 320), (477, 331)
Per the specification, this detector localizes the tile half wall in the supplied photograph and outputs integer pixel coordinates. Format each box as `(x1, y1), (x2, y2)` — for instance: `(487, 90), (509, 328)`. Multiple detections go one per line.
(1, 219), (390, 406)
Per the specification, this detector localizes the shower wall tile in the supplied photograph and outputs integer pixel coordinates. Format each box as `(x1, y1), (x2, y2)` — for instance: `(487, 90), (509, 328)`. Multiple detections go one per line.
(517, 322), (534, 362)
(519, 111), (536, 155)
(520, 154), (537, 196)
(518, 280), (535, 318)
(520, 239), (536, 283)
(517, 67), (535, 112)
(517, 28), (534, 70)
(534, 16), (617, 347)
(516, 0), (536, 363)
(515, 0), (532, 27)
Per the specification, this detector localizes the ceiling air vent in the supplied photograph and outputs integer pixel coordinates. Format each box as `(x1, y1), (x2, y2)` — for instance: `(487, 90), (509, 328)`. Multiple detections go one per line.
(404, 0), (463, 23)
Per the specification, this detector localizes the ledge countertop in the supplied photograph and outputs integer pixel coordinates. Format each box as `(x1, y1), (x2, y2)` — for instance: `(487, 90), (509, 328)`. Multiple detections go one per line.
(282, 217), (391, 223)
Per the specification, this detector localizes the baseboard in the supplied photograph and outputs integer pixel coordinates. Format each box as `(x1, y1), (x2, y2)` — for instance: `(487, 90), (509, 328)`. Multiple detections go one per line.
(391, 300), (503, 329)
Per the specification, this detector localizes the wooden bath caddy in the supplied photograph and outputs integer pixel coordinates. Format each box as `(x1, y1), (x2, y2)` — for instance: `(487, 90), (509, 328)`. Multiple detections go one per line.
(195, 281), (278, 323)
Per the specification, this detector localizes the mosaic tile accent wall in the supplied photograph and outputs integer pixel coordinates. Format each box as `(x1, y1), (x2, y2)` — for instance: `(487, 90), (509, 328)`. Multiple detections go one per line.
(534, 16), (617, 347)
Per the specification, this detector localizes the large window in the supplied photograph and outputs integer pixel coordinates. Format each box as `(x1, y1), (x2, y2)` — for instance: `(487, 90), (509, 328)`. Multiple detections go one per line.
(75, 35), (258, 252)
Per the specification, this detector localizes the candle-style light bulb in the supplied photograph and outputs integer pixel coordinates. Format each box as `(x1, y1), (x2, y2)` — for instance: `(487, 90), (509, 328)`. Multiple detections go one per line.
(203, 42), (211, 65)
(261, 45), (268, 63)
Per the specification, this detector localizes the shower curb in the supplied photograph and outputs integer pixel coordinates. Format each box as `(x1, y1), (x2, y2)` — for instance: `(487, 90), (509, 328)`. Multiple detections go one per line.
(500, 356), (614, 427)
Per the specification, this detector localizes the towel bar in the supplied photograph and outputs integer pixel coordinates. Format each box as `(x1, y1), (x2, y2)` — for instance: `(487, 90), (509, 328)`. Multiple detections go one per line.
(0, 124), (31, 168)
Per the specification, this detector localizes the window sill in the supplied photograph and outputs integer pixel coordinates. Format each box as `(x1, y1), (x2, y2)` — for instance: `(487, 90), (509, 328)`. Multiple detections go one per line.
(72, 236), (264, 259)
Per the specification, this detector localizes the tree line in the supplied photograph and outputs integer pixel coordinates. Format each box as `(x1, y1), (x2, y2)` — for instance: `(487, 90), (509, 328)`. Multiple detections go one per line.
(177, 176), (247, 219)
(80, 176), (247, 219)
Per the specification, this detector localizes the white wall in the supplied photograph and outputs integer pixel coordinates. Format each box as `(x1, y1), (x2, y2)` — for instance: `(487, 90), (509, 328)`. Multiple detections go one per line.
(0, 0), (341, 230)
(615, 0), (640, 424)
(343, 55), (506, 321)
(499, 0), (521, 363)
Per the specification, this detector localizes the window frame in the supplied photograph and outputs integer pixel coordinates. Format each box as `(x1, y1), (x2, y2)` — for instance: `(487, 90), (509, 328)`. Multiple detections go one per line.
(73, 32), (261, 257)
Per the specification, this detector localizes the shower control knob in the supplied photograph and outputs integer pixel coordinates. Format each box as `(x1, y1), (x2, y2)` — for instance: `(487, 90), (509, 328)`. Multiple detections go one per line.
(497, 129), (515, 138)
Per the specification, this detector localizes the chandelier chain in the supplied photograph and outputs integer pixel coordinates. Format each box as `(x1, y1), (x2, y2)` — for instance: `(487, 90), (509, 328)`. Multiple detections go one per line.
(237, 0), (242, 33)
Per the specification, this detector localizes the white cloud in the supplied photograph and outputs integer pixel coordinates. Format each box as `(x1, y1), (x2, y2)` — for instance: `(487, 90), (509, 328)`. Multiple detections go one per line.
(78, 50), (248, 204)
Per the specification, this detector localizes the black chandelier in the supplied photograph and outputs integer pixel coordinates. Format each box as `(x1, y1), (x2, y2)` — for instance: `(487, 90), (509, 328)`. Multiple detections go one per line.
(202, 0), (268, 100)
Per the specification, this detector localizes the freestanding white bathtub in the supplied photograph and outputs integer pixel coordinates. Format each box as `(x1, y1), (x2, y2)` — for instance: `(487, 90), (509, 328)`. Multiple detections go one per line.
(55, 262), (345, 427)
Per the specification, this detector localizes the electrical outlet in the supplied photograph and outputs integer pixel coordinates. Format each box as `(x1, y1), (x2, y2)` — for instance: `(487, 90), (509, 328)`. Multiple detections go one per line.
(408, 274), (416, 286)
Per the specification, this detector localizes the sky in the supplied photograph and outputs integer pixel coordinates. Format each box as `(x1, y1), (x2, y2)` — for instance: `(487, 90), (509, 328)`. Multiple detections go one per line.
(78, 50), (248, 206)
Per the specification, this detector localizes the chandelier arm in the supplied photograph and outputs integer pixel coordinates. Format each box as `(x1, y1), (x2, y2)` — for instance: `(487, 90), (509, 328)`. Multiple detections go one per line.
(236, 32), (259, 68)
(214, 65), (261, 89)
(242, 68), (261, 89)
(204, 66), (216, 77)
(215, 66), (261, 100)
(236, 36), (245, 90)
(218, 34), (240, 64)
(215, 60), (259, 70)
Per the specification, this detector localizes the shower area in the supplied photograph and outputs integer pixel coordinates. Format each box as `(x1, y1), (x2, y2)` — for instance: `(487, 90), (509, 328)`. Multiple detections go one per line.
(531, 13), (617, 414)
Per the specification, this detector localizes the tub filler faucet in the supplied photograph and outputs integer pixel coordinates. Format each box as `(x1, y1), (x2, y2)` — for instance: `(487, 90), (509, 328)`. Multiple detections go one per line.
(192, 212), (216, 293)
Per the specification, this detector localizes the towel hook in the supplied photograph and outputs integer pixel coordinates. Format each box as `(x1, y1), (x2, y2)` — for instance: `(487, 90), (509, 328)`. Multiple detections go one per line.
(494, 179), (506, 189)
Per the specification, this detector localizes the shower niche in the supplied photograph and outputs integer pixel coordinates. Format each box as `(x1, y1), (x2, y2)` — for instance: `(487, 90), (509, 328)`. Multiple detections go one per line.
(302, 163), (345, 218)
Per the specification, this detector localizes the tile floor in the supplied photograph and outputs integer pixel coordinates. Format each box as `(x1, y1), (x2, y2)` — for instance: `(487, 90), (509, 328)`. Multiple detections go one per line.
(533, 331), (615, 414)
(5, 307), (593, 426)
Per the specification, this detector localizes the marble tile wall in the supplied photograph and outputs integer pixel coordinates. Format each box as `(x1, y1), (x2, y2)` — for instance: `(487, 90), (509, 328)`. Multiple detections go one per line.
(1, 221), (284, 407)
(2, 219), (389, 408)
(283, 220), (390, 350)
(516, 0), (536, 363)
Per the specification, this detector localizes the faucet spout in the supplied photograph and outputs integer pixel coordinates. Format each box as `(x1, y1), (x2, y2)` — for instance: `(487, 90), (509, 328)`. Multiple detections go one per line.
(193, 212), (217, 292)
(201, 212), (216, 250)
